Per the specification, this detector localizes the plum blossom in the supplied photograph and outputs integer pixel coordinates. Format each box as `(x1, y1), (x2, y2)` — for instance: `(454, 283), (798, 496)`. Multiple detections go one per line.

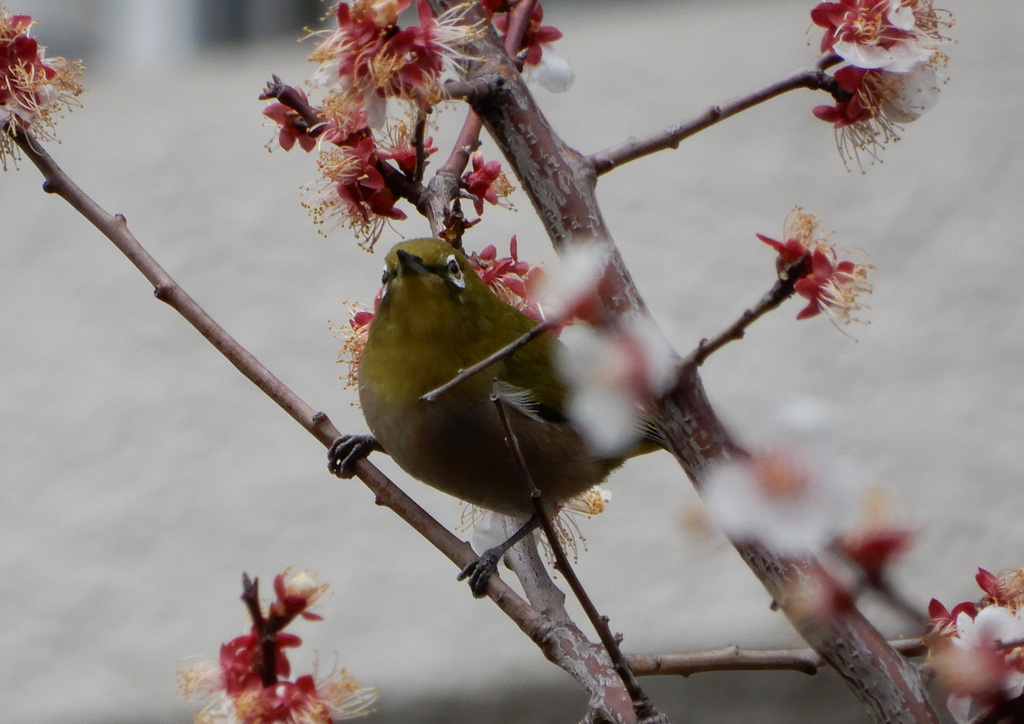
(555, 317), (676, 458)
(533, 244), (675, 456)
(492, 3), (562, 67)
(333, 306), (374, 390)
(976, 567), (1024, 610)
(307, 135), (408, 249)
(533, 243), (611, 324)
(813, 60), (943, 165)
(703, 446), (860, 556)
(928, 567), (1024, 721)
(311, 0), (479, 126)
(462, 150), (515, 215)
(377, 120), (436, 175)
(810, 0), (951, 163)
(263, 86), (318, 153)
(469, 236), (545, 320)
(704, 398), (863, 555)
(524, 43), (574, 94)
(758, 207), (873, 325)
(0, 8), (82, 167)
(491, 2), (573, 92)
(179, 571), (378, 724)
(930, 607), (1024, 724)
(812, 0), (930, 72)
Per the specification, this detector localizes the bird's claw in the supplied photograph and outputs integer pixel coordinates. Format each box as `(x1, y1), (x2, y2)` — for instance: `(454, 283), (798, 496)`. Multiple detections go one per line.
(327, 434), (380, 478)
(457, 547), (504, 598)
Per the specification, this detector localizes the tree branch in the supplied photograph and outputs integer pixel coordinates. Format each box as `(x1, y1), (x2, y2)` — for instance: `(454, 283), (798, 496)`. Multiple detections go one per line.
(627, 638), (927, 678)
(421, 316), (559, 402)
(589, 54), (843, 175)
(681, 253), (810, 372)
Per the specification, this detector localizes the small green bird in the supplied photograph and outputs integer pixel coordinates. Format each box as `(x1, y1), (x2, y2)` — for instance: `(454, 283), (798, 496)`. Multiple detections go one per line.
(330, 238), (661, 595)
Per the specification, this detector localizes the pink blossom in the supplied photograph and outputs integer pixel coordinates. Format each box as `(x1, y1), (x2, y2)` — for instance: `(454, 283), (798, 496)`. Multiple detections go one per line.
(758, 208), (873, 324)
(179, 571), (378, 723)
(0, 9), (82, 164)
(469, 236), (545, 320)
(463, 150), (513, 215)
(493, 3), (562, 67)
(931, 607), (1024, 723)
(311, 0), (478, 122)
(263, 87), (317, 153)
(309, 135), (407, 249)
(812, 0), (930, 72)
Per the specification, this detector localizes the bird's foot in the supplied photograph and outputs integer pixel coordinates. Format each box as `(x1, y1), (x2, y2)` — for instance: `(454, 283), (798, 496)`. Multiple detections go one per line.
(457, 547), (505, 598)
(456, 514), (541, 597)
(327, 434), (381, 478)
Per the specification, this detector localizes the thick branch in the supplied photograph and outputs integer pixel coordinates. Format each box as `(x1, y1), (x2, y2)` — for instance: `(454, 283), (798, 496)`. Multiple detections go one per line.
(590, 54), (843, 175)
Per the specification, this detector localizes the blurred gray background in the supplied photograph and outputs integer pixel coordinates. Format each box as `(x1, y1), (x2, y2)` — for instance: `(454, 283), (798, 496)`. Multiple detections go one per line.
(2, 0), (1018, 722)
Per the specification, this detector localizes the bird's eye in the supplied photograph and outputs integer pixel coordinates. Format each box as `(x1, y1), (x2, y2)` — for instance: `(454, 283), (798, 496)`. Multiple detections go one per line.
(379, 265), (390, 301)
(445, 255), (465, 289)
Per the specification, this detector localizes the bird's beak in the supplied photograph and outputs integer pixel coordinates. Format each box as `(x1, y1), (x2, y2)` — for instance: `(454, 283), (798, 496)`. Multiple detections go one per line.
(395, 249), (430, 278)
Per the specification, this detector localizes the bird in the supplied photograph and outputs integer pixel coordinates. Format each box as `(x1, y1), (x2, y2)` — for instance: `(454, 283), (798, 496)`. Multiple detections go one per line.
(329, 238), (662, 595)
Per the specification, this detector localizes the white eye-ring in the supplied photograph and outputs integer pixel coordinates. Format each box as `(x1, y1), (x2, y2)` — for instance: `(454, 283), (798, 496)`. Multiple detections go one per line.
(445, 255), (465, 289)
(379, 265), (389, 300)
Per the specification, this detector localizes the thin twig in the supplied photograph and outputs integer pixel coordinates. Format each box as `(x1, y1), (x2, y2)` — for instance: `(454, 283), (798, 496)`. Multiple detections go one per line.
(259, 75), (326, 137)
(589, 54), (842, 175)
(420, 316), (558, 402)
(412, 109), (429, 185)
(491, 388), (669, 724)
(240, 574), (279, 687)
(679, 253), (810, 373)
(626, 638), (928, 678)
(12, 128), (332, 445)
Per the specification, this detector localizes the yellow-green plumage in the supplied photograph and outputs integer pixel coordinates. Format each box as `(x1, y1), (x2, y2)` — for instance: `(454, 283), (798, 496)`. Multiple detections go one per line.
(358, 238), (621, 516)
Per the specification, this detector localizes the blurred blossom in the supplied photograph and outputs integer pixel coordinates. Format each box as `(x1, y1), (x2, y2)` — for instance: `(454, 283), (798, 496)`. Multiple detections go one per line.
(704, 447), (859, 555)
(555, 318), (675, 458)
(534, 244), (611, 324)
(704, 400), (862, 555)
(524, 43), (574, 93)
